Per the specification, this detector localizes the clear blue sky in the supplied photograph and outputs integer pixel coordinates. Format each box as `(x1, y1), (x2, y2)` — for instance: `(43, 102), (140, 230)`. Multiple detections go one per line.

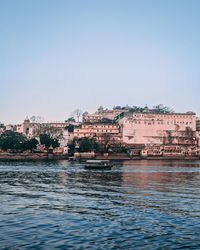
(1, 0), (200, 123)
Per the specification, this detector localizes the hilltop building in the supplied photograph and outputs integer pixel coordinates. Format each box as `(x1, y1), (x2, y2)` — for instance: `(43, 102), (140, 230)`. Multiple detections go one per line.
(16, 117), (70, 147)
(5, 107), (200, 154)
(82, 107), (129, 123)
(120, 112), (196, 146)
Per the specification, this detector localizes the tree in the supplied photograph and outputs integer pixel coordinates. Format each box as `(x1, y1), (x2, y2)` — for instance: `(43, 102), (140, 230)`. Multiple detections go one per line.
(65, 117), (76, 123)
(30, 116), (45, 123)
(51, 138), (59, 148)
(113, 106), (122, 110)
(67, 139), (76, 155)
(0, 132), (40, 152)
(22, 138), (39, 152)
(0, 122), (4, 128)
(100, 133), (111, 153)
(65, 124), (74, 133)
(185, 127), (194, 143)
(40, 134), (59, 150)
(98, 106), (104, 112)
(71, 109), (83, 122)
(40, 133), (52, 149)
(0, 131), (26, 151)
(153, 104), (174, 114)
(76, 138), (98, 152)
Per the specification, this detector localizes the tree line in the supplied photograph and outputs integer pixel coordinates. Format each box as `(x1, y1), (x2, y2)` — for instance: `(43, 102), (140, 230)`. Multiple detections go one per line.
(0, 131), (59, 152)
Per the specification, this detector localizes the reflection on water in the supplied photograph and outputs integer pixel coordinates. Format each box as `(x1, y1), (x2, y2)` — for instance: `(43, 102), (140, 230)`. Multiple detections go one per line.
(0, 160), (200, 249)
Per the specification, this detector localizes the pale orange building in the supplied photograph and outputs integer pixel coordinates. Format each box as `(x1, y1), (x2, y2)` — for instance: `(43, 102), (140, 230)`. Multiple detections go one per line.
(73, 123), (122, 144)
(120, 112), (196, 145)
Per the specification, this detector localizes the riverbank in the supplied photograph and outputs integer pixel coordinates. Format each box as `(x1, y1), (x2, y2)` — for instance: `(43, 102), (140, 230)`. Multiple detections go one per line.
(73, 153), (200, 162)
(0, 152), (68, 161)
(0, 152), (199, 162)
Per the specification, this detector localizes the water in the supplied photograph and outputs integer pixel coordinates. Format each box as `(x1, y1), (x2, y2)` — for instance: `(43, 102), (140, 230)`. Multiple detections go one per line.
(1, 160), (200, 249)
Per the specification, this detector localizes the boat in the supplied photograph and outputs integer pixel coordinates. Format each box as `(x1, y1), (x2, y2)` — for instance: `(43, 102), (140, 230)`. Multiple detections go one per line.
(84, 160), (113, 170)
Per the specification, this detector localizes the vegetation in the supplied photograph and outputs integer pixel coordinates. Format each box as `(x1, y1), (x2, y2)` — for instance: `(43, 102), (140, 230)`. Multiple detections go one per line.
(0, 131), (60, 152)
(85, 118), (114, 124)
(113, 104), (174, 114)
(68, 137), (98, 153)
(71, 109), (82, 122)
(185, 127), (195, 143)
(152, 104), (174, 114)
(40, 133), (59, 150)
(0, 131), (39, 151)
(22, 138), (39, 152)
(0, 131), (25, 150)
(65, 124), (74, 133)
(67, 140), (76, 155)
(65, 117), (76, 123)
(77, 138), (99, 152)
(30, 116), (45, 123)
(0, 123), (4, 128)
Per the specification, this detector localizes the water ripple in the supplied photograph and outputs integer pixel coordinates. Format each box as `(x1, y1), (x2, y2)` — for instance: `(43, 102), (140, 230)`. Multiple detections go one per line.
(1, 160), (200, 249)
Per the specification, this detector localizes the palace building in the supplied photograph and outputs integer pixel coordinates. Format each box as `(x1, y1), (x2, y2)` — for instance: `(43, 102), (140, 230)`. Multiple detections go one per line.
(120, 112), (196, 145)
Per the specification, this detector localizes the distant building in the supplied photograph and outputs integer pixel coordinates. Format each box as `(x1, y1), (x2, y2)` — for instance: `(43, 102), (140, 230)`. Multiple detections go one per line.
(82, 107), (129, 123)
(16, 117), (37, 137)
(141, 145), (198, 157)
(16, 117), (68, 144)
(120, 112), (196, 145)
(74, 122), (122, 145)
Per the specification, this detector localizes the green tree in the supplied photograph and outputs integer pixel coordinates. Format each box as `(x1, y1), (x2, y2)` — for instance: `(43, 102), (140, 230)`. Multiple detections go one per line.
(0, 131), (26, 151)
(22, 138), (39, 152)
(51, 138), (59, 148)
(153, 104), (174, 114)
(77, 137), (98, 153)
(65, 117), (76, 123)
(65, 124), (74, 132)
(0, 122), (4, 128)
(67, 139), (76, 155)
(40, 134), (59, 150)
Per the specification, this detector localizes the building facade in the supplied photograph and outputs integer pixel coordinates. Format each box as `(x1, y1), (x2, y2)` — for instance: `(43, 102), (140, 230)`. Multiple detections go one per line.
(82, 108), (128, 123)
(121, 112), (196, 145)
(74, 123), (122, 145)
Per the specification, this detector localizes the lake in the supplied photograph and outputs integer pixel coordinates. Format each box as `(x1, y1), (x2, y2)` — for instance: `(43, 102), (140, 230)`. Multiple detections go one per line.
(0, 160), (200, 249)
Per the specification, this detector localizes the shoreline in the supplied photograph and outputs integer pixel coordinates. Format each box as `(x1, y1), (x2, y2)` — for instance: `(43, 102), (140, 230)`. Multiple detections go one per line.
(0, 153), (199, 162)
(0, 153), (68, 161)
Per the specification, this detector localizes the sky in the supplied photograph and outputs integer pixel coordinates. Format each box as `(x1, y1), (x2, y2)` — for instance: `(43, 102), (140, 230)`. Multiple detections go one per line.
(1, 0), (200, 124)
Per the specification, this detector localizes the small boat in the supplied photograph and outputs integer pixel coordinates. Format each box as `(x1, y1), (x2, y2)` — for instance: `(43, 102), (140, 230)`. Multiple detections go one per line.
(84, 160), (113, 170)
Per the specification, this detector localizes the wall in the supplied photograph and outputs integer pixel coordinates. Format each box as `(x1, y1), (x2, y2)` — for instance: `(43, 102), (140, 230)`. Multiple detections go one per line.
(122, 113), (196, 145)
